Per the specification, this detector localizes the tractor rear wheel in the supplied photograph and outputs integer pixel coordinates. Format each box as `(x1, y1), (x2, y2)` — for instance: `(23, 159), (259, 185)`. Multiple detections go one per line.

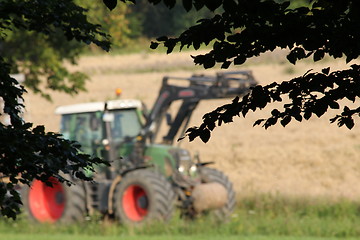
(199, 167), (236, 221)
(22, 177), (87, 223)
(113, 169), (175, 224)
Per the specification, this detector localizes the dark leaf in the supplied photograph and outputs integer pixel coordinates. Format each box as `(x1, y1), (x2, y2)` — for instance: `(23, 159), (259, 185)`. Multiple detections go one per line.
(203, 57), (216, 69)
(330, 115), (339, 123)
(185, 126), (198, 133)
(221, 61), (231, 69)
(205, 0), (222, 11)
(165, 39), (177, 54)
(223, 0), (237, 12)
(343, 106), (350, 113)
(287, 47), (306, 64)
(295, 6), (311, 14)
(188, 129), (199, 142)
(163, 0), (176, 8)
(264, 117), (277, 129)
(207, 122), (216, 131)
(33, 125), (45, 134)
(253, 119), (265, 127)
(234, 55), (246, 65)
(271, 109), (280, 116)
(344, 118), (355, 129)
(178, 135), (186, 141)
(103, 0), (117, 10)
(304, 110), (312, 120)
(313, 101), (328, 117)
(193, 40), (201, 50)
(338, 119), (345, 127)
(281, 115), (292, 127)
(294, 114), (302, 122)
(232, 96), (239, 104)
(192, 54), (205, 65)
(242, 108), (249, 117)
(156, 36), (168, 41)
(193, 0), (205, 10)
(321, 67), (330, 75)
(329, 101), (340, 109)
(182, 0), (192, 11)
(281, 1), (290, 9)
(199, 129), (211, 143)
(286, 51), (297, 65)
(150, 41), (159, 49)
(313, 49), (325, 62)
(346, 92), (356, 102)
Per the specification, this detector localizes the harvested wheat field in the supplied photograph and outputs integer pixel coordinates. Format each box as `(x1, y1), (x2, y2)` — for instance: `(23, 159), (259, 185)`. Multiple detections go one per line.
(24, 50), (360, 201)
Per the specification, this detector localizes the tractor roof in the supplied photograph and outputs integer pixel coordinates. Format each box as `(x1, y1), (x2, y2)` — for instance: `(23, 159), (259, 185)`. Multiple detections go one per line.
(55, 99), (142, 115)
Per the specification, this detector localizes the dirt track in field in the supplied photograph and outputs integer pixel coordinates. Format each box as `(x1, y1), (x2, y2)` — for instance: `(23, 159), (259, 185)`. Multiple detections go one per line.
(24, 50), (360, 201)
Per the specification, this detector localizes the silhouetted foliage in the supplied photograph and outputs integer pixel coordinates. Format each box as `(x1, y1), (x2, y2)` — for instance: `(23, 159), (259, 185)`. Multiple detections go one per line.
(0, 0), (110, 219)
(107, 0), (360, 142)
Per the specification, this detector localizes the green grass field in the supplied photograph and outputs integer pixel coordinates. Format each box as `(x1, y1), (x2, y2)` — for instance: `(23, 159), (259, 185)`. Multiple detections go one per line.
(2, 235), (360, 240)
(2, 196), (360, 240)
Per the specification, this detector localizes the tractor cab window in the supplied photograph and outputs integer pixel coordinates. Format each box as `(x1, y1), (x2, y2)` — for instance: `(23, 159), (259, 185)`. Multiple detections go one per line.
(60, 112), (102, 156)
(106, 109), (142, 142)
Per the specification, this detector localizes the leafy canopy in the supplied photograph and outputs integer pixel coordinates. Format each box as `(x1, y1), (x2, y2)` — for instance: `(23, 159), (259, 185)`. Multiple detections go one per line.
(106, 0), (360, 143)
(0, 0), (111, 219)
(1, 0), (126, 100)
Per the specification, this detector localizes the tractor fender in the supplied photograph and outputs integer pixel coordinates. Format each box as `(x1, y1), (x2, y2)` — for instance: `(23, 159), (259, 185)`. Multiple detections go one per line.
(107, 175), (122, 215)
(192, 182), (228, 213)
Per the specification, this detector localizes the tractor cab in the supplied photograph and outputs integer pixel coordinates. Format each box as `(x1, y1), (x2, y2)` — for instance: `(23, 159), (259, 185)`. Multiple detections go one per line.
(55, 99), (191, 179)
(56, 100), (144, 159)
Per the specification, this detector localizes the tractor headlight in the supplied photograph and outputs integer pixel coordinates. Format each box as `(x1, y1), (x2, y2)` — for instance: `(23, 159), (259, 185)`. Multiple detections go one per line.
(176, 149), (197, 177)
(178, 166), (185, 173)
(189, 165), (197, 173)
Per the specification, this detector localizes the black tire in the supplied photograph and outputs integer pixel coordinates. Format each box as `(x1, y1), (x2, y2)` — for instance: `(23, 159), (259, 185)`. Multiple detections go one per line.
(113, 169), (175, 224)
(199, 167), (236, 221)
(21, 177), (87, 223)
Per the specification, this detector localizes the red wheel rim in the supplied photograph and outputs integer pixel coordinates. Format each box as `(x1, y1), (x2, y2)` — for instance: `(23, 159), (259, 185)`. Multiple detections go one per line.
(122, 185), (148, 221)
(28, 177), (65, 222)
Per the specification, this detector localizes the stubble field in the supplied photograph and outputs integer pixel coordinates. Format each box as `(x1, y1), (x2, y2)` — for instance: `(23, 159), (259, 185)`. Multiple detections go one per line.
(23, 49), (360, 202)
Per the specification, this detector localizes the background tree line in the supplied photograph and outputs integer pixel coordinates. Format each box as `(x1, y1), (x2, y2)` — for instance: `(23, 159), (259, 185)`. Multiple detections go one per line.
(82, 0), (310, 46)
(1, 0), (216, 99)
(2, 0), (311, 99)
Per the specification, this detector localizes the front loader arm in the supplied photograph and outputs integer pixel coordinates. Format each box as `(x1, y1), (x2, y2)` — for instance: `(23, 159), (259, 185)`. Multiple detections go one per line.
(143, 71), (258, 144)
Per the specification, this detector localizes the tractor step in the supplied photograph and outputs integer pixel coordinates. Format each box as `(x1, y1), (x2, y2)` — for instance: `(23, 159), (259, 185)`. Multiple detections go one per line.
(88, 180), (112, 213)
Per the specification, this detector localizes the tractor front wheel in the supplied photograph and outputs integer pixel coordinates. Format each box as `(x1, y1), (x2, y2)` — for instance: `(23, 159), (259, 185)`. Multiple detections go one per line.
(22, 177), (87, 223)
(113, 169), (175, 224)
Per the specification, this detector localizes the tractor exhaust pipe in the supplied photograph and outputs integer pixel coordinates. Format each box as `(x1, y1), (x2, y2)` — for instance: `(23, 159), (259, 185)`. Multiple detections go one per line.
(192, 182), (228, 213)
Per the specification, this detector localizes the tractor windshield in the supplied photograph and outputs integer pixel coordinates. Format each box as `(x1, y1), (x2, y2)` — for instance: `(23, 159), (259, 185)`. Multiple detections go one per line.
(107, 109), (142, 142)
(60, 111), (103, 156)
(60, 108), (142, 156)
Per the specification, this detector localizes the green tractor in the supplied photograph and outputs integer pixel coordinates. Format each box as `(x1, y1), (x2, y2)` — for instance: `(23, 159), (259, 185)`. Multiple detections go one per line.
(21, 71), (257, 224)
